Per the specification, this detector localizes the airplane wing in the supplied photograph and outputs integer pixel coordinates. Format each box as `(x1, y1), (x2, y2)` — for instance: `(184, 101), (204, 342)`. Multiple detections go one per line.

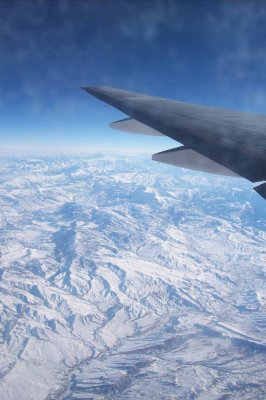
(81, 86), (266, 200)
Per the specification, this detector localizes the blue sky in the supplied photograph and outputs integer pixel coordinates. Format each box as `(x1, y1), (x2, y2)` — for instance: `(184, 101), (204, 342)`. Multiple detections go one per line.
(1, 0), (266, 154)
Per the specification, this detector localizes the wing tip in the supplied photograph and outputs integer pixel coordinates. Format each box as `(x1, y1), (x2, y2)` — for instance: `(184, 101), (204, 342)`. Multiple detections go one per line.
(254, 182), (266, 200)
(80, 86), (100, 94)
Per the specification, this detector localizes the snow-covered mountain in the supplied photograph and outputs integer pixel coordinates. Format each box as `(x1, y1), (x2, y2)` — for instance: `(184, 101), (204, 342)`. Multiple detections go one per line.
(0, 155), (265, 399)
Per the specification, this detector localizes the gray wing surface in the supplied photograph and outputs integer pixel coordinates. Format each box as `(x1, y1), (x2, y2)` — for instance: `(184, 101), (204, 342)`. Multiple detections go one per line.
(81, 86), (266, 200)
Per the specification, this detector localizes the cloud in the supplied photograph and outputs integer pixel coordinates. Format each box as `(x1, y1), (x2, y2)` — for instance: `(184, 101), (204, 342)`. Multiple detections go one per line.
(205, 1), (266, 110)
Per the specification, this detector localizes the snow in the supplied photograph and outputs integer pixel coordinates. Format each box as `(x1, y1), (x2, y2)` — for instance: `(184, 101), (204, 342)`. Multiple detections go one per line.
(0, 154), (265, 399)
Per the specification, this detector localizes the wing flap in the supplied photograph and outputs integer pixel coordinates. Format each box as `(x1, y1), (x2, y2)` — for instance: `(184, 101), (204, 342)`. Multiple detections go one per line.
(109, 118), (163, 136)
(152, 146), (239, 177)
